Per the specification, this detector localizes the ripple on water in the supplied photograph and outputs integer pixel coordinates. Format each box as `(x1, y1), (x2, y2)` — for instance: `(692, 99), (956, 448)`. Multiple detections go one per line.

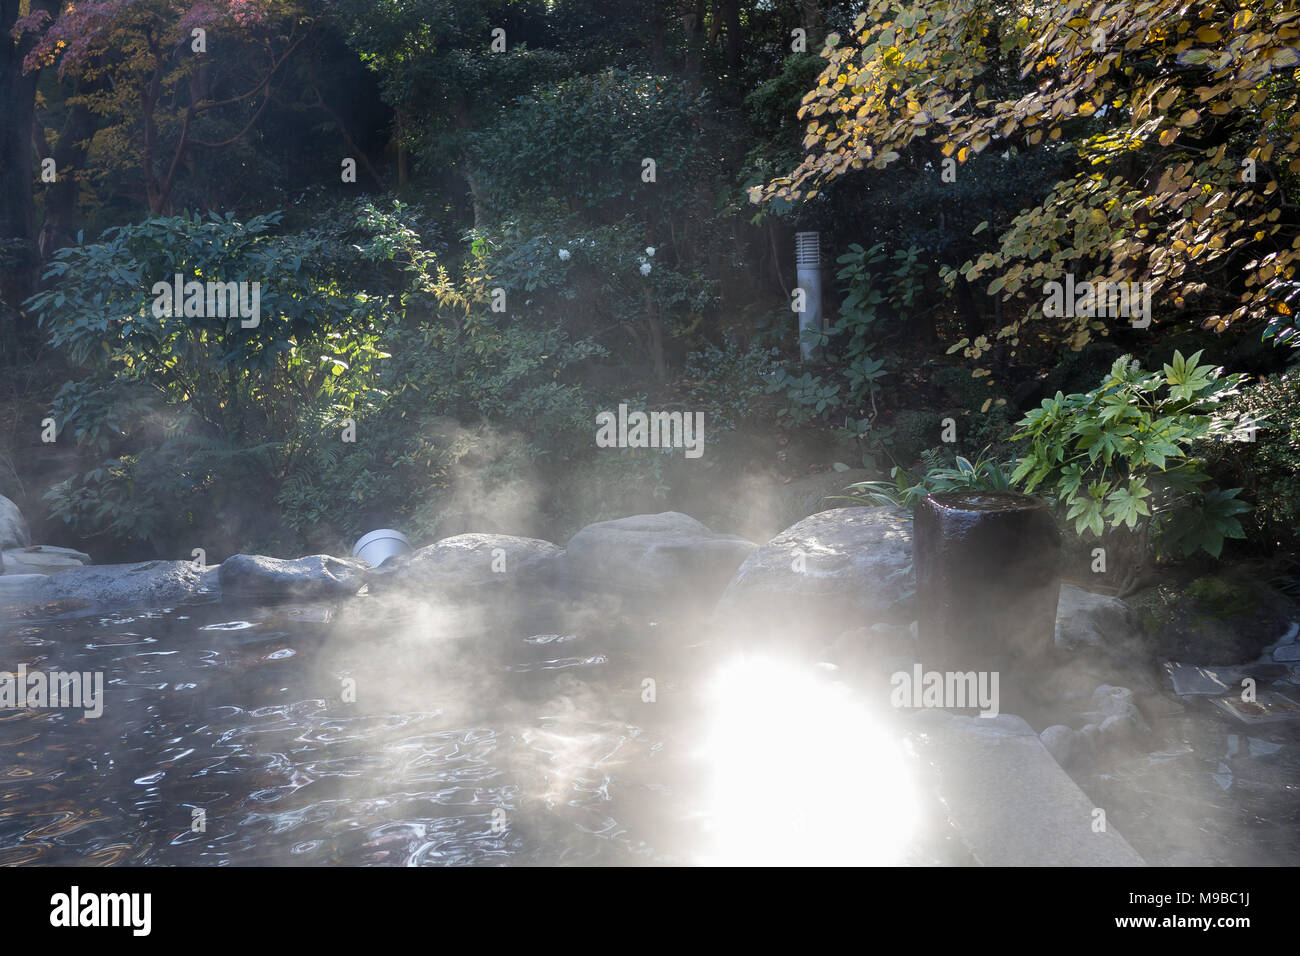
(0, 602), (1011, 865)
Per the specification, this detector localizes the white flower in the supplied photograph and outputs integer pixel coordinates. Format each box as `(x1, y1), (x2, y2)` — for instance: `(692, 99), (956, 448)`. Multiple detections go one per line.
(639, 262), (652, 276)
(645, 246), (655, 257)
(558, 249), (571, 261)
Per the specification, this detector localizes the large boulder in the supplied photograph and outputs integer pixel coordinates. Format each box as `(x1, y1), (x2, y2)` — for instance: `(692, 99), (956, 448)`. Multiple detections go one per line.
(0, 574), (50, 608)
(2, 545), (91, 575)
(556, 512), (757, 609)
(1055, 583), (1140, 654)
(1045, 583), (1167, 710)
(1, 561), (216, 615)
(714, 506), (913, 639)
(43, 560), (215, 606)
(1125, 572), (1293, 667)
(219, 554), (368, 602)
(0, 495), (30, 552)
(376, 533), (562, 596)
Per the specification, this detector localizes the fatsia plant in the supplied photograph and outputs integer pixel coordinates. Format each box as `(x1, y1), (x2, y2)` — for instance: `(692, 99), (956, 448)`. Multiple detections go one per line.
(1011, 351), (1254, 591)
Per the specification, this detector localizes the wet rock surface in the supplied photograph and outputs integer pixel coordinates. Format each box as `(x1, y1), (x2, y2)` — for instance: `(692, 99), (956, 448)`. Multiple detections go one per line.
(715, 506), (913, 639)
(1032, 578), (1300, 864)
(1128, 571), (1295, 665)
(376, 532), (562, 597)
(1072, 710), (1300, 866)
(2, 545), (91, 575)
(1, 560), (216, 616)
(558, 512), (757, 610)
(218, 554), (369, 602)
(0, 495), (30, 552)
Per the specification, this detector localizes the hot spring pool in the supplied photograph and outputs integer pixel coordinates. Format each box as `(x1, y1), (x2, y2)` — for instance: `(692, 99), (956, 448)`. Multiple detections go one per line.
(0, 596), (966, 866)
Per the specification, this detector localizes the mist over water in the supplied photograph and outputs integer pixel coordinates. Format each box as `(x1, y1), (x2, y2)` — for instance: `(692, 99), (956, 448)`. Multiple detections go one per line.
(3, 576), (1297, 866)
(0, 589), (965, 866)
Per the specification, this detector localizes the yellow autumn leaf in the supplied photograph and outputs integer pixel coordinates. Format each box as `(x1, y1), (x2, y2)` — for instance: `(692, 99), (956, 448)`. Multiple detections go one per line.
(1272, 47), (1300, 68)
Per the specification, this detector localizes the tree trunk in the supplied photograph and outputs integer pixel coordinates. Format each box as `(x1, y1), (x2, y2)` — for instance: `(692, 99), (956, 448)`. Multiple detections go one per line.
(395, 105), (413, 187)
(0, 0), (58, 332)
(681, 0), (706, 92)
(644, 286), (667, 381)
(720, 0), (742, 73)
(463, 163), (485, 230)
(649, 1), (666, 68)
(37, 81), (100, 258)
(801, 0), (823, 42)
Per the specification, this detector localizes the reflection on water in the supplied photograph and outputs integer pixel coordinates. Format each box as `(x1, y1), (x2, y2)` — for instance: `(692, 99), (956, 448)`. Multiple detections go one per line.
(0, 598), (950, 866)
(699, 657), (921, 865)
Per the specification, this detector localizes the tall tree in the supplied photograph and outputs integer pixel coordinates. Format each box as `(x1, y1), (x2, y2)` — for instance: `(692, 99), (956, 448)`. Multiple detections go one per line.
(22, 0), (318, 214)
(332, 0), (568, 224)
(1, 0), (58, 327)
(760, 0), (1300, 353)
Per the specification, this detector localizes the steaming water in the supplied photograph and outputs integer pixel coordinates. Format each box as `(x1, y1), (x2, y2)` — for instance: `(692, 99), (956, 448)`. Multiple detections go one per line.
(10, 593), (1286, 865)
(0, 596), (965, 866)
(1075, 711), (1300, 866)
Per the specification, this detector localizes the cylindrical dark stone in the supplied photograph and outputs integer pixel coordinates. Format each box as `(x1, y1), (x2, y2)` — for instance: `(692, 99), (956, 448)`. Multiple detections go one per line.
(914, 492), (1061, 681)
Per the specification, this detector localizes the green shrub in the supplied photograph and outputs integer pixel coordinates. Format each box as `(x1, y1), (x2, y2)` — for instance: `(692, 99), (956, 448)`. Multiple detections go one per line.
(1011, 351), (1253, 591)
(839, 447), (1015, 510)
(28, 202), (608, 555)
(888, 409), (944, 466)
(1208, 366), (1300, 551)
(472, 69), (712, 222)
(27, 209), (394, 551)
(683, 343), (782, 435)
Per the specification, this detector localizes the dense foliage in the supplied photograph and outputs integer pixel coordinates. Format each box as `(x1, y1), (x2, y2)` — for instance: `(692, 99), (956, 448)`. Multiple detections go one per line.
(0, 0), (1296, 577)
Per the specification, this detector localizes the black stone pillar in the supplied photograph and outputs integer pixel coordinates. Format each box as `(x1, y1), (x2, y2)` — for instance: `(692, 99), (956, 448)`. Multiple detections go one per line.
(914, 492), (1060, 689)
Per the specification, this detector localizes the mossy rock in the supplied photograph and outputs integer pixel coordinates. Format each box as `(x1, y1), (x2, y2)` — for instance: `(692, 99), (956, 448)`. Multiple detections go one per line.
(1187, 574), (1256, 620)
(1127, 570), (1294, 665)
